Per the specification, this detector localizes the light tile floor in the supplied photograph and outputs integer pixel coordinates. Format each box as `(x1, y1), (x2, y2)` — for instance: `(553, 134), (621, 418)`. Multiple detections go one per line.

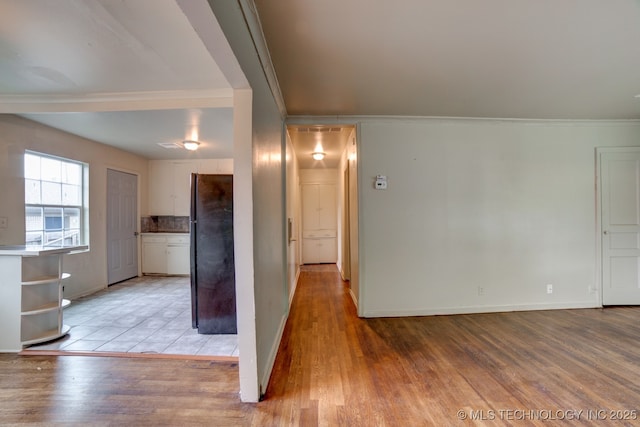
(28, 275), (239, 358)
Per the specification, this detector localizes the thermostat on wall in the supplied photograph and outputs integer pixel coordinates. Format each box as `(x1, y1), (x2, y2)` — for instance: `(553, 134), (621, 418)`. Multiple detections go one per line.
(375, 175), (387, 190)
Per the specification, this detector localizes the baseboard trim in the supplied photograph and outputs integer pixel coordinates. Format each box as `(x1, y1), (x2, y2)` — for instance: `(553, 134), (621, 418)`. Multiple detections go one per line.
(19, 349), (238, 362)
(289, 267), (300, 306)
(362, 301), (601, 318)
(349, 288), (358, 310)
(259, 313), (288, 398)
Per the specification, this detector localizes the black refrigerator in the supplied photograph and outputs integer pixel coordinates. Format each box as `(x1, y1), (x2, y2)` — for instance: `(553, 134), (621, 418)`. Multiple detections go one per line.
(190, 173), (237, 334)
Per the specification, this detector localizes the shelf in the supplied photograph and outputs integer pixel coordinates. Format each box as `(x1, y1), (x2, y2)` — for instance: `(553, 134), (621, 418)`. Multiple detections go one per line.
(21, 302), (60, 316)
(1, 249), (76, 352)
(22, 299), (70, 315)
(22, 324), (70, 346)
(21, 272), (70, 286)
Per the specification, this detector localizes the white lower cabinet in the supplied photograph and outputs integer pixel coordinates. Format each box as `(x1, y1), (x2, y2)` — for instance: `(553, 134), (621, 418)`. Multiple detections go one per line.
(167, 243), (190, 275)
(302, 230), (337, 264)
(142, 237), (168, 274)
(142, 234), (190, 275)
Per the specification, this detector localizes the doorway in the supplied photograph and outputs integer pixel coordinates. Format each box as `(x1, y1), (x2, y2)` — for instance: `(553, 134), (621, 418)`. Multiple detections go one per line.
(599, 147), (640, 305)
(285, 124), (359, 309)
(341, 165), (351, 281)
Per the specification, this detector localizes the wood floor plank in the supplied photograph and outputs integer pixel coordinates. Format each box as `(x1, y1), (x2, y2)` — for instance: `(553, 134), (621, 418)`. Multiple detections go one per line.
(2, 264), (640, 425)
(260, 265), (640, 425)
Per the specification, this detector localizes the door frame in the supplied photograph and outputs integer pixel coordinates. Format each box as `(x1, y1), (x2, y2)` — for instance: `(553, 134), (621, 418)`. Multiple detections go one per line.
(284, 119), (361, 312)
(341, 164), (351, 281)
(595, 146), (640, 306)
(105, 166), (142, 283)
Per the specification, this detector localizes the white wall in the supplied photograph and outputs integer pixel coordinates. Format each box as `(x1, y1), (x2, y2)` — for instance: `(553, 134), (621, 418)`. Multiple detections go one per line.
(148, 158), (233, 178)
(338, 128), (359, 307)
(0, 114), (148, 299)
(231, 89), (259, 403)
(250, 101), (287, 398)
(285, 132), (301, 302)
(209, 0), (288, 401)
(359, 118), (640, 317)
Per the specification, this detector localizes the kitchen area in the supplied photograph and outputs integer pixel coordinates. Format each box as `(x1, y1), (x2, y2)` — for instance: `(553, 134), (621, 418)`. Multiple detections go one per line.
(140, 217), (190, 276)
(141, 158), (233, 276)
(22, 158), (237, 358)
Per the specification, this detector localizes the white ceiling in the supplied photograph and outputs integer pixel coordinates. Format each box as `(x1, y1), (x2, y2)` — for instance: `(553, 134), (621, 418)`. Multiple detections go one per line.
(3, 1), (636, 166)
(288, 125), (353, 169)
(0, 0), (242, 160)
(23, 108), (233, 160)
(255, 0), (640, 120)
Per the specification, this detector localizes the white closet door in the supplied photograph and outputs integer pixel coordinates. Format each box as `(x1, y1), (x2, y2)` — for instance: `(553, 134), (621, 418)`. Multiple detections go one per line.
(107, 169), (139, 285)
(601, 150), (640, 305)
(302, 184), (320, 230)
(318, 184), (337, 230)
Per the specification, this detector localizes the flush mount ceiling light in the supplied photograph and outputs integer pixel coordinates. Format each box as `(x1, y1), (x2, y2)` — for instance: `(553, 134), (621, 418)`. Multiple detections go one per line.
(312, 151), (325, 160)
(183, 140), (200, 151)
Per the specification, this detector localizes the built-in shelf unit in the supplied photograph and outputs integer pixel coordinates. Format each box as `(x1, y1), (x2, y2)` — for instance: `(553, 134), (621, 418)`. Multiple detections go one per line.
(0, 245), (86, 352)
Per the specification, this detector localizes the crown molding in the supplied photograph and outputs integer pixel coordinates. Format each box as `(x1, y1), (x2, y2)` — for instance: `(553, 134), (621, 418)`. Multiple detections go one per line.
(238, 0), (287, 117)
(0, 89), (234, 113)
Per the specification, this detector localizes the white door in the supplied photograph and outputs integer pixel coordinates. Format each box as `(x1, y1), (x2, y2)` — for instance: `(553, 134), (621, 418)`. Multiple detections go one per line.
(301, 184), (320, 229)
(301, 184), (337, 230)
(107, 169), (139, 285)
(318, 184), (337, 229)
(601, 149), (640, 305)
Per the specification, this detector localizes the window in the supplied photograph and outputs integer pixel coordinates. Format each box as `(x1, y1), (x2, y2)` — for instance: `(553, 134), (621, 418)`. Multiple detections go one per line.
(24, 152), (88, 247)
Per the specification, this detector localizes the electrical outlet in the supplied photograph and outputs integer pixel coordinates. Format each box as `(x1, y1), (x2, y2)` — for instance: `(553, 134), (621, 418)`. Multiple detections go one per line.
(478, 286), (484, 296)
(375, 175), (388, 190)
(0, 217), (7, 228)
(546, 284), (553, 294)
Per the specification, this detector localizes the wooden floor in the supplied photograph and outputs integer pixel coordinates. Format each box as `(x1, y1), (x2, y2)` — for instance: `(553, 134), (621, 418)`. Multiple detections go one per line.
(2, 264), (640, 425)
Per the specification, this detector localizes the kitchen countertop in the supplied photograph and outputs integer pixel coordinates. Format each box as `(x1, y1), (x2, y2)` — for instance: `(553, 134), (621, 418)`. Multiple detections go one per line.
(141, 232), (189, 235)
(0, 245), (89, 256)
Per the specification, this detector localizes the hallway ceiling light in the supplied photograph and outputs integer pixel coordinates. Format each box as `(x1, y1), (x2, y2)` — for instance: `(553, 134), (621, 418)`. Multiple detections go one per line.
(183, 140), (200, 151)
(312, 151), (325, 160)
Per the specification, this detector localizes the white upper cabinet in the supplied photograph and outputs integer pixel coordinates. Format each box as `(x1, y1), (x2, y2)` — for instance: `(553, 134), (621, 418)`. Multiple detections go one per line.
(302, 184), (337, 231)
(149, 161), (194, 216)
(148, 159), (233, 216)
(172, 162), (195, 216)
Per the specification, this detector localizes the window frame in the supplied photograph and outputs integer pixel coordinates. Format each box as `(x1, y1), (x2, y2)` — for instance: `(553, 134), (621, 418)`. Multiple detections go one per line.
(24, 151), (89, 247)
